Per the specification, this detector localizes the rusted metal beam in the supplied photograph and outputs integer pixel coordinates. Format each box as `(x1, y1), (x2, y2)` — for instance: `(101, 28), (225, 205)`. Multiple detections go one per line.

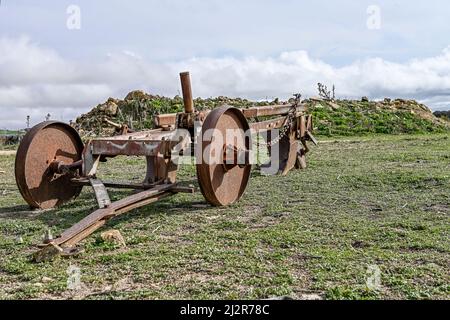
(249, 116), (287, 131)
(306, 131), (318, 146)
(170, 186), (196, 193)
(94, 128), (166, 141)
(71, 178), (163, 190)
(89, 178), (111, 209)
(153, 104), (306, 128)
(154, 113), (178, 127)
(241, 104), (305, 118)
(91, 140), (161, 157)
(47, 184), (186, 249)
(180, 72), (195, 113)
(49, 159), (82, 174)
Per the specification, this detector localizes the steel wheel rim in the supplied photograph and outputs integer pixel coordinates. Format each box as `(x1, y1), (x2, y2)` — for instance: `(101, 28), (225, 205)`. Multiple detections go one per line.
(15, 121), (84, 209)
(196, 106), (251, 206)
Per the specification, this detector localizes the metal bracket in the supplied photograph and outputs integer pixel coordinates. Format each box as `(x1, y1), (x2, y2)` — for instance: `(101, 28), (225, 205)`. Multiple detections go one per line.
(89, 178), (111, 208)
(306, 131), (318, 146)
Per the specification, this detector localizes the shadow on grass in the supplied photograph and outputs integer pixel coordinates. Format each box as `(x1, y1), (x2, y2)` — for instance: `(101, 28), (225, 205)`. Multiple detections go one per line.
(0, 183), (214, 234)
(0, 205), (39, 218)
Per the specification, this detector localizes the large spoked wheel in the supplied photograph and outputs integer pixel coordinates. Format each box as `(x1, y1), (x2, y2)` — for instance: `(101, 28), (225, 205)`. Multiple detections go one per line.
(15, 121), (84, 209)
(196, 106), (251, 206)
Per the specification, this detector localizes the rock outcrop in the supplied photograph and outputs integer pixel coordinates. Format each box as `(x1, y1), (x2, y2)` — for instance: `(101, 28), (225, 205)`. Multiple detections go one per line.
(73, 91), (449, 138)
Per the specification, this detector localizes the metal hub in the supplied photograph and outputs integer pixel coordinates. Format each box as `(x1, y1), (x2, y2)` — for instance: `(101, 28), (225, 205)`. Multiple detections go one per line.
(15, 121), (84, 209)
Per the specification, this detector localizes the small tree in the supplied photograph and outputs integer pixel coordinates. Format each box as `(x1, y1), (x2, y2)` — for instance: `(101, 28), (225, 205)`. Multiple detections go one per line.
(317, 83), (336, 101)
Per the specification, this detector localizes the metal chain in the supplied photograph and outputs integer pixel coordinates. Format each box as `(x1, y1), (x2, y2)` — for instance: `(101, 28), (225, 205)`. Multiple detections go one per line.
(173, 93), (301, 148)
(257, 93), (301, 147)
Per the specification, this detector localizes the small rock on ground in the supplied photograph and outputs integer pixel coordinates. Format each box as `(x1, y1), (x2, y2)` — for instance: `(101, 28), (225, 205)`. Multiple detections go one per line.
(300, 294), (323, 300)
(100, 230), (126, 247)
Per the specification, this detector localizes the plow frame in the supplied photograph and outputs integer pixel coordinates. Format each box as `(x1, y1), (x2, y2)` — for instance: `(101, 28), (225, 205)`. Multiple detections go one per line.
(16, 72), (316, 262)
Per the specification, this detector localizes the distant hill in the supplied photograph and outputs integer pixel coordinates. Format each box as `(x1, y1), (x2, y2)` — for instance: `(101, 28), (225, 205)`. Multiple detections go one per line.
(74, 91), (449, 137)
(308, 97), (449, 136)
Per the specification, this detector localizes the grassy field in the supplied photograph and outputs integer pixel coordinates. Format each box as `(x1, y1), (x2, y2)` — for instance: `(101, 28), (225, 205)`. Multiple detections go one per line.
(0, 145), (17, 151)
(0, 134), (449, 300)
(0, 130), (20, 135)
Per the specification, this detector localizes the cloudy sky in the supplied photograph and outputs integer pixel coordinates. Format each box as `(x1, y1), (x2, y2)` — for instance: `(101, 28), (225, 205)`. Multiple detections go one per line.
(1, 0), (450, 128)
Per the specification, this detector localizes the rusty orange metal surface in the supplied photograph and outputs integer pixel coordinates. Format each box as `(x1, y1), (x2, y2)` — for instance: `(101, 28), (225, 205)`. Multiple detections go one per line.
(15, 121), (84, 209)
(14, 71), (316, 261)
(196, 106), (251, 206)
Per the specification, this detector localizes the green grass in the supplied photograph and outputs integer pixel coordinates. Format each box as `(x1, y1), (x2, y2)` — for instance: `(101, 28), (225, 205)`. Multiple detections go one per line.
(0, 134), (449, 300)
(0, 130), (20, 135)
(76, 95), (450, 137)
(310, 101), (449, 136)
(0, 145), (16, 151)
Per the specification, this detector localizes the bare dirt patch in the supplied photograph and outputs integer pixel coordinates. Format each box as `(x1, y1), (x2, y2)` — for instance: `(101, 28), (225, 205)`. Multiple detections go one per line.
(0, 151), (16, 156)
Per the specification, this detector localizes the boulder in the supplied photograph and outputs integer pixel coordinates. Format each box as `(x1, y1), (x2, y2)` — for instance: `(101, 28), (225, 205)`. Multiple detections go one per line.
(104, 101), (118, 116)
(328, 102), (341, 110)
(125, 90), (149, 101)
(100, 230), (126, 247)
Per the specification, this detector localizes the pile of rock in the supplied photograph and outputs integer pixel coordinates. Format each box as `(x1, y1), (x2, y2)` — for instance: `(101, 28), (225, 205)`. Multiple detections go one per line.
(72, 90), (448, 138)
(73, 90), (279, 137)
(307, 97), (447, 126)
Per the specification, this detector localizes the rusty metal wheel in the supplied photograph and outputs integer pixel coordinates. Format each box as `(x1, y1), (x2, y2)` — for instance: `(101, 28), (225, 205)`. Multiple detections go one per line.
(15, 121), (84, 209)
(196, 106), (251, 206)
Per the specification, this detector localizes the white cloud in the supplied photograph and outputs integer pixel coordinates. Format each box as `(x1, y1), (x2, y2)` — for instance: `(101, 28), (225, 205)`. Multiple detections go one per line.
(1, 36), (450, 129)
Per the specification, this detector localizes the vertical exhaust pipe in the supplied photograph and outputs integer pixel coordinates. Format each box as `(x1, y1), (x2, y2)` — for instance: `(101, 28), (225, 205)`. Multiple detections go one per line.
(180, 72), (195, 113)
